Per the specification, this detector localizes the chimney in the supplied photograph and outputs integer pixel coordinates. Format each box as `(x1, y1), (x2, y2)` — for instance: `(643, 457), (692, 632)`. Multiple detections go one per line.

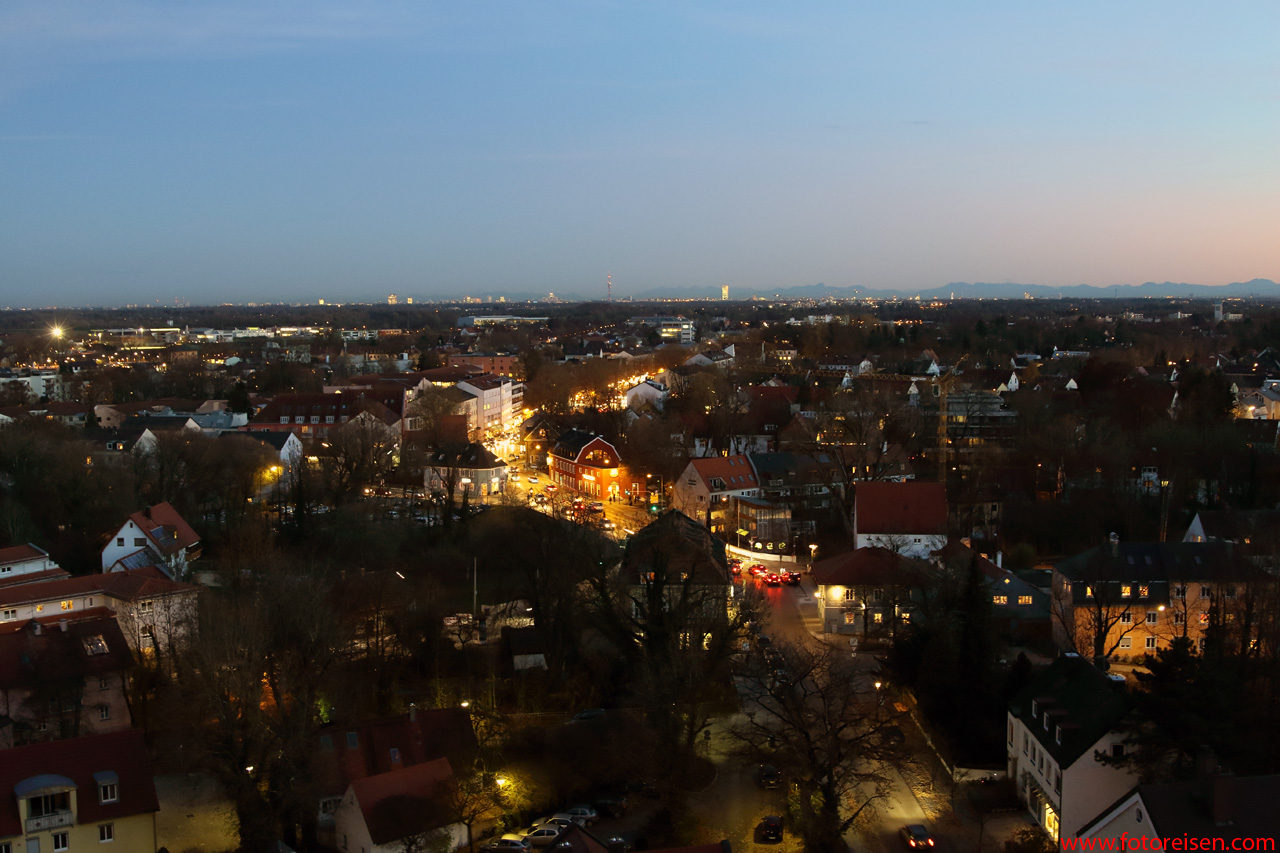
(33, 622), (42, 635)
(1211, 773), (1234, 826)
(59, 618), (69, 632)
(996, 551), (1004, 569)
(409, 703), (417, 723)
(1109, 531), (1120, 556)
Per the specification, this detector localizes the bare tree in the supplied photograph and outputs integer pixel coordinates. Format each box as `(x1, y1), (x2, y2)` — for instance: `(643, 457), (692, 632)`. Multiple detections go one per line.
(733, 641), (905, 853)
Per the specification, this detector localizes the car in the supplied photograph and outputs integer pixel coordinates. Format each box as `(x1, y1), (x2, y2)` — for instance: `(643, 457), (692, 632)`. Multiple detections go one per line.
(601, 519), (616, 530)
(589, 501), (605, 512)
(730, 564), (743, 575)
(757, 816), (784, 843)
(521, 826), (563, 847)
(757, 764), (781, 789)
(765, 573), (782, 586)
(547, 814), (578, 829)
(786, 571), (801, 586)
(510, 473), (520, 482)
(562, 805), (598, 826)
(568, 708), (606, 723)
(528, 475), (540, 484)
(899, 825), (934, 848)
(484, 835), (533, 852)
(749, 564), (768, 577)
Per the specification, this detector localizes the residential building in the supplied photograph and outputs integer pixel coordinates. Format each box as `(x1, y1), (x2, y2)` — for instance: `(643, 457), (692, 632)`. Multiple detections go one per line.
(314, 707), (477, 846)
(621, 511), (734, 633)
(333, 757), (466, 853)
(0, 615), (134, 749)
(1051, 539), (1272, 662)
(424, 443), (508, 498)
(0, 729), (160, 852)
(0, 545), (63, 585)
(624, 379), (669, 411)
(629, 316), (695, 345)
(248, 392), (402, 441)
(811, 547), (932, 638)
(548, 430), (631, 500)
(1077, 774), (1280, 847)
(671, 455), (760, 520)
(934, 542), (1050, 644)
(100, 502), (201, 580)
(0, 568), (199, 662)
(854, 481), (948, 559)
(455, 374), (523, 435)
(446, 351), (520, 377)
(1007, 654), (1136, 841)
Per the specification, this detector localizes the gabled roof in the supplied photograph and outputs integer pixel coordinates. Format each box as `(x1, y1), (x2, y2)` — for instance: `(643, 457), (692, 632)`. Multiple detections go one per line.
(856, 482), (947, 536)
(1054, 541), (1261, 591)
(0, 567), (198, 609)
(0, 729), (159, 838)
(0, 543), (49, 568)
(811, 547), (932, 588)
(222, 430), (297, 452)
(427, 442), (504, 470)
(350, 757), (456, 845)
(621, 511), (731, 586)
(686, 455), (758, 492)
(1009, 654), (1130, 768)
(0, 614), (134, 687)
(1189, 510), (1280, 549)
(1134, 774), (1280, 841)
(314, 708), (478, 798)
(123, 502), (200, 555)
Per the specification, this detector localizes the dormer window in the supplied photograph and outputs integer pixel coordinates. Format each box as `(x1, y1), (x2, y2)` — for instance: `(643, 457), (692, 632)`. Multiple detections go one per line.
(1031, 700), (1038, 718)
(82, 635), (109, 656)
(1055, 726), (1062, 744)
(95, 771), (120, 803)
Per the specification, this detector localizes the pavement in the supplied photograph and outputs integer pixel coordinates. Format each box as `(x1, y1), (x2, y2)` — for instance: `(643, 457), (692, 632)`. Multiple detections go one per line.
(153, 773), (238, 853)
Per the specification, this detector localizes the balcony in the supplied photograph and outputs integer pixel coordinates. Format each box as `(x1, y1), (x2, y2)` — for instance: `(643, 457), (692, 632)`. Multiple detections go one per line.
(27, 810), (74, 832)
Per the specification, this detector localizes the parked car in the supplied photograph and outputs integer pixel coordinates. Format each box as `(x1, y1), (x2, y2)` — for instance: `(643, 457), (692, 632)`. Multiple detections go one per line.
(757, 764), (782, 789)
(521, 826), (563, 847)
(484, 835), (532, 852)
(758, 816), (784, 843)
(562, 805), (598, 826)
(568, 708), (606, 723)
(899, 825), (934, 848)
(786, 571), (801, 586)
(547, 814), (578, 829)
(589, 501), (605, 512)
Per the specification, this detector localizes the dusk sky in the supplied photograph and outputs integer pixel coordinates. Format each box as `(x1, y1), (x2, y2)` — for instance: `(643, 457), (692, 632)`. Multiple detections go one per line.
(1, 1), (1277, 307)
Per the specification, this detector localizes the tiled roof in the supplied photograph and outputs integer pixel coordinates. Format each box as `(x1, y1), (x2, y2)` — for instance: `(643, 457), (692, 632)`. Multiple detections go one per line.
(856, 482), (947, 536)
(0, 567), (197, 608)
(0, 568), (72, 589)
(0, 729), (159, 838)
(0, 614), (133, 686)
(811, 547), (931, 588)
(1009, 654), (1130, 768)
(351, 757), (455, 845)
(0, 543), (50, 566)
(1135, 775), (1280, 841)
(314, 708), (478, 798)
(687, 455), (758, 491)
(127, 502), (200, 554)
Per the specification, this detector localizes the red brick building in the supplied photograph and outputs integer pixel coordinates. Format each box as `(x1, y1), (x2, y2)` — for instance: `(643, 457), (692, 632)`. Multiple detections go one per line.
(547, 429), (632, 500)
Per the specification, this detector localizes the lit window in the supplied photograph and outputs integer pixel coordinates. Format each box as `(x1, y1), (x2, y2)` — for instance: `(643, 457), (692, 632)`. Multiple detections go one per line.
(1138, 585), (1149, 597)
(1121, 585), (1132, 597)
(1018, 595), (1033, 605)
(873, 612), (883, 624)
(993, 595), (1008, 605)
(60, 600), (74, 611)
(1084, 585), (1094, 598)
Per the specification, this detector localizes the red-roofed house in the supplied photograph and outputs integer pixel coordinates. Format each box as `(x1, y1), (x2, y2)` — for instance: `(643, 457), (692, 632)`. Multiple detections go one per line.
(100, 502), (201, 580)
(0, 729), (159, 851)
(0, 614), (134, 749)
(0, 544), (64, 587)
(854, 481), (948, 558)
(312, 707), (478, 840)
(334, 757), (466, 853)
(671, 455), (762, 536)
(0, 568), (198, 662)
(812, 546), (934, 638)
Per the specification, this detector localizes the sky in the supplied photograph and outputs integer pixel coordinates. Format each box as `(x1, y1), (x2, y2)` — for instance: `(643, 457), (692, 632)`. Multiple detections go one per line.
(1, 1), (1278, 307)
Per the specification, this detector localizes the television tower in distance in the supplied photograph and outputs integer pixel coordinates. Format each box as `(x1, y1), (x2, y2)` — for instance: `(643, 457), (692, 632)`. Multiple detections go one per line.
(607, 273), (612, 302)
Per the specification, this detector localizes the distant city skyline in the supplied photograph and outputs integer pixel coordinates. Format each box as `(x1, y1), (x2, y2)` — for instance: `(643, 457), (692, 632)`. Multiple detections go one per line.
(2, 1), (1277, 308)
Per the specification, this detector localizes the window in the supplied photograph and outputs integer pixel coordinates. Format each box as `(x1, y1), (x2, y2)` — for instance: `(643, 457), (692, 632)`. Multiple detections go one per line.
(1121, 585), (1132, 598)
(1031, 700), (1038, 718)
(1, 842), (10, 853)
(1199, 613), (1209, 627)
(1145, 637), (1157, 649)
(83, 635), (109, 655)
(134, 537), (146, 547)
(390, 747), (401, 764)
(1018, 595), (1033, 605)
(1111, 743), (1125, 759)
(1145, 611), (1158, 624)
(1085, 585), (1094, 598)
(1225, 586), (1237, 599)
(0, 609), (15, 622)
(1023, 733), (1028, 754)
(1120, 612), (1131, 624)
(873, 612), (883, 624)
(60, 599), (75, 611)
(346, 731), (359, 749)
(116, 537), (125, 546)
(1119, 637), (1131, 649)
(99, 676), (110, 689)
(843, 588), (855, 601)
(100, 782), (119, 803)
(1054, 769), (1062, 793)
(139, 600), (154, 615)
(1200, 585), (1212, 598)
(100, 822), (115, 842)
(99, 704), (111, 721)
(1172, 586), (1186, 599)
(1139, 585), (1150, 597)
(1055, 726), (1062, 744)
(311, 415), (320, 424)
(993, 595), (1008, 605)
(53, 833), (69, 852)
(1173, 612), (1185, 625)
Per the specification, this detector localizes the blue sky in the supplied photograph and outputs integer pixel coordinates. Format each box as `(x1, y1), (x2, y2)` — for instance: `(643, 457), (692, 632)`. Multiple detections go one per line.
(1, 1), (1277, 307)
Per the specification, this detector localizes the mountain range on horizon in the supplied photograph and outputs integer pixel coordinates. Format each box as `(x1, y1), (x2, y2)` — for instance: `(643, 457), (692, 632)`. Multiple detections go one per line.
(439, 277), (1280, 305)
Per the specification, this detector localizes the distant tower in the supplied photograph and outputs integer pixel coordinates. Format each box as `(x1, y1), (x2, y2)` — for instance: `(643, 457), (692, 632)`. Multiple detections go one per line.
(607, 273), (613, 302)
(406, 297), (413, 305)
(387, 294), (398, 305)
(1214, 302), (1224, 322)
(721, 284), (729, 301)
(318, 299), (325, 306)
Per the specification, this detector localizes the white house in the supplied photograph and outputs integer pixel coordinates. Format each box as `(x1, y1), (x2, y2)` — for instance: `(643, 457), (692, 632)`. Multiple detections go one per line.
(853, 481), (948, 559)
(334, 757), (467, 853)
(0, 544), (64, 583)
(624, 379), (669, 411)
(101, 503), (201, 580)
(1076, 774), (1280, 848)
(1007, 653), (1138, 841)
